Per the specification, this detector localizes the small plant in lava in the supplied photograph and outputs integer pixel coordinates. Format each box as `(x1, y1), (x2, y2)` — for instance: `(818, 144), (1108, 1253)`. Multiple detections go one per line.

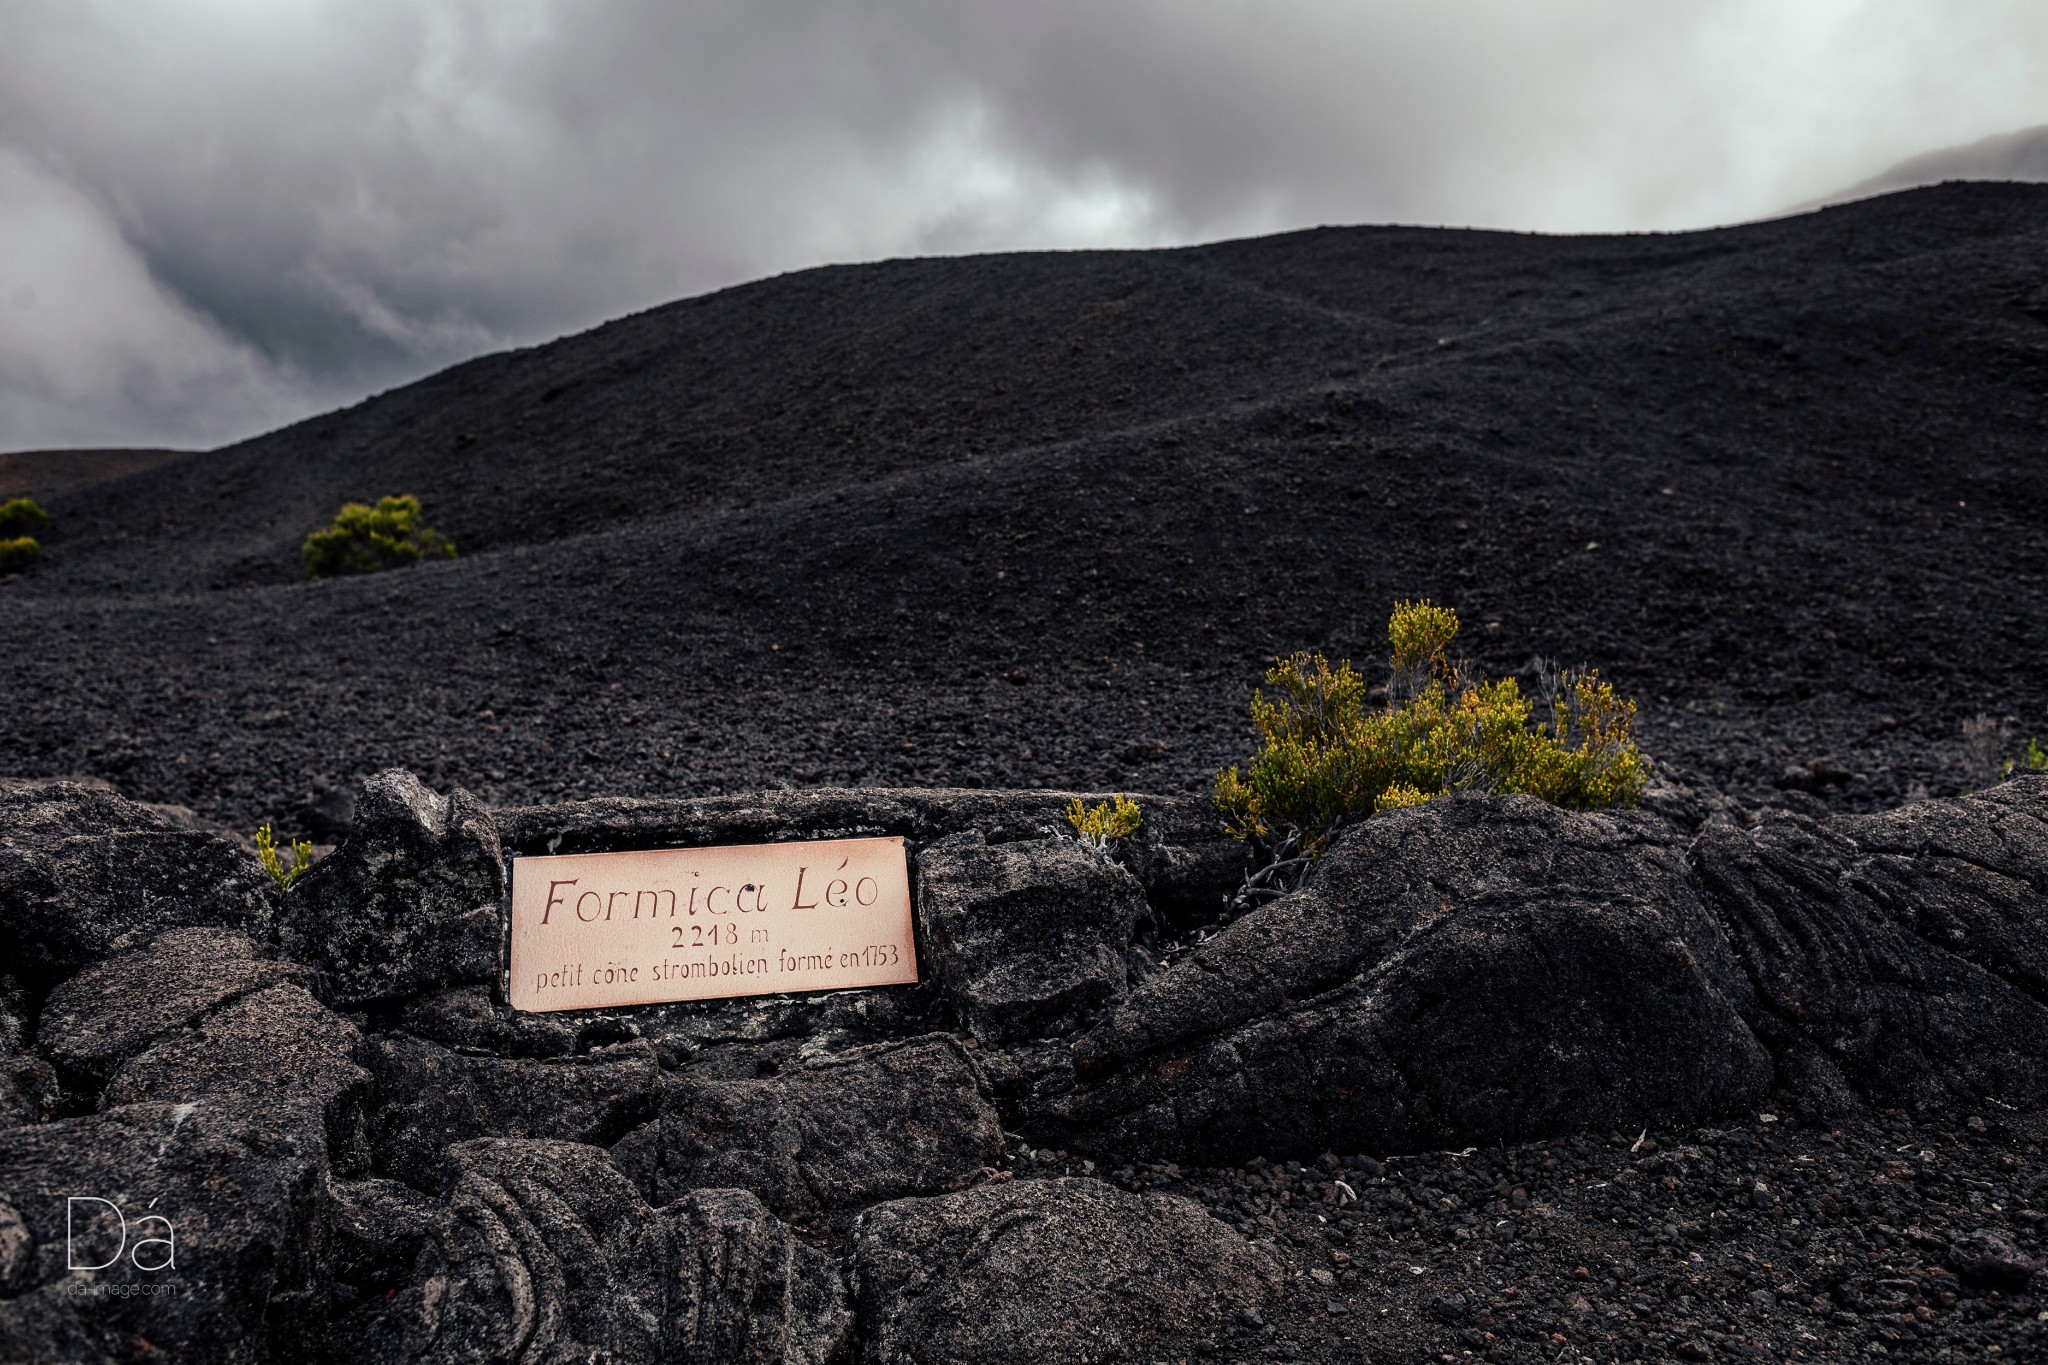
(302, 494), (456, 578)
(1215, 600), (1649, 859)
(0, 497), (50, 575)
(1968, 706), (2048, 783)
(1066, 794), (1144, 849)
(256, 823), (313, 890)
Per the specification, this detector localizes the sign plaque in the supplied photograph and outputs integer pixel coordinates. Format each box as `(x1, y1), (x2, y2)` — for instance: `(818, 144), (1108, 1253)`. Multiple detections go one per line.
(506, 836), (916, 1012)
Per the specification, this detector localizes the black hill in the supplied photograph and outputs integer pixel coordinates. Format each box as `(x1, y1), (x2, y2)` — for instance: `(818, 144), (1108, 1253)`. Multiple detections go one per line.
(4, 181), (2047, 833)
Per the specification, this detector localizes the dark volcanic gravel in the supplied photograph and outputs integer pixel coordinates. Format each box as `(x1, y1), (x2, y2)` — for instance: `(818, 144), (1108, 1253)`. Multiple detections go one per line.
(2, 182), (2046, 839)
(1013, 1107), (2046, 1362)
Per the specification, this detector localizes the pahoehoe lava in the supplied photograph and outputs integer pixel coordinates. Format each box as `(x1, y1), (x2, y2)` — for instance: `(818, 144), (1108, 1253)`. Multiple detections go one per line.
(3, 182), (2046, 833)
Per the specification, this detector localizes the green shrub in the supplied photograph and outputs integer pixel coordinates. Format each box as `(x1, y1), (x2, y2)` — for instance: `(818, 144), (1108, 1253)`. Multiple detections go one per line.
(1066, 794), (1143, 848)
(0, 497), (49, 538)
(1215, 600), (1650, 854)
(0, 536), (39, 575)
(255, 823), (313, 890)
(302, 494), (456, 578)
(1962, 711), (2048, 787)
(1998, 703), (2048, 777)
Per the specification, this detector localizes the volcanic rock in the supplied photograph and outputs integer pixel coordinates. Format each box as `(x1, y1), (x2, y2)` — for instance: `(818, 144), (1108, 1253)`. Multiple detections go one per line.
(1947, 1227), (2039, 1289)
(1068, 793), (1771, 1161)
(276, 770), (504, 1008)
(915, 834), (1149, 1043)
(333, 1137), (850, 1365)
(611, 1033), (1002, 1218)
(0, 1098), (335, 1363)
(397, 983), (579, 1059)
(852, 1176), (1279, 1365)
(0, 781), (275, 986)
(0, 979), (55, 1126)
(1692, 777), (2048, 1113)
(38, 927), (315, 1085)
(101, 981), (373, 1172)
(366, 1033), (660, 1189)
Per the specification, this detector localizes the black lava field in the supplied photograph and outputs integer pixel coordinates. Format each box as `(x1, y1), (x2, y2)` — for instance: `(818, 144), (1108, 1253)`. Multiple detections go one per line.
(5, 182), (2047, 840)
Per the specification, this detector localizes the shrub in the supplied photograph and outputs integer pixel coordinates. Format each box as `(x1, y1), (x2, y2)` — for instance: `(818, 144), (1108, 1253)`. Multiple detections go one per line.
(0, 536), (38, 575)
(1974, 707), (2048, 782)
(302, 494), (456, 578)
(1215, 600), (1650, 854)
(0, 497), (49, 538)
(1066, 794), (1143, 848)
(1960, 711), (2048, 787)
(255, 823), (313, 890)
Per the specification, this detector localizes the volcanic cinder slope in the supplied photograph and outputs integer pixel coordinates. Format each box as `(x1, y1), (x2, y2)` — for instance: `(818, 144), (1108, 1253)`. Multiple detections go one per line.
(3, 183), (2046, 831)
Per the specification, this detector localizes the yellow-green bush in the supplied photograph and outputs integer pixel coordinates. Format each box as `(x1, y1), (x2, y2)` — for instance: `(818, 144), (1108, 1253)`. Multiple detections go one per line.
(302, 494), (455, 578)
(0, 498), (48, 575)
(1215, 600), (1649, 853)
(2004, 718), (2048, 780)
(1066, 794), (1143, 848)
(0, 497), (49, 538)
(256, 823), (313, 890)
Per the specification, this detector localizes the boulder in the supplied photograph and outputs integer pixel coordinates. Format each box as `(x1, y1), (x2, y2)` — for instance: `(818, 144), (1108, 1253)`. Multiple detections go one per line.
(101, 982), (373, 1172)
(1947, 1227), (2039, 1290)
(0, 1098), (334, 1364)
(915, 835), (1148, 1043)
(665, 1186), (852, 1365)
(367, 1034), (661, 1188)
(611, 1034), (1002, 1219)
(852, 1176), (1279, 1365)
(397, 984), (578, 1060)
(39, 927), (315, 1085)
(323, 1176), (441, 1309)
(332, 1138), (850, 1365)
(276, 770), (504, 1008)
(1068, 794), (1771, 1162)
(0, 781), (276, 987)
(1693, 780), (2048, 1113)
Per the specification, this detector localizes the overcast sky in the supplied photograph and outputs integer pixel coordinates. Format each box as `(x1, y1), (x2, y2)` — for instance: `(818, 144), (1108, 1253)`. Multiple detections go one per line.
(3, 1), (2046, 453)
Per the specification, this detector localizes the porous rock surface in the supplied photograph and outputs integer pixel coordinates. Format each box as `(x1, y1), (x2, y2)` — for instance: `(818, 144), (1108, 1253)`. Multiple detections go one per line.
(39, 927), (315, 1084)
(3, 769), (2047, 1361)
(277, 769), (504, 1008)
(367, 1033), (660, 1187)
(1065, 793), (1776, 1160)
(1060, 780), (2048, 1160)
(0, 781), (275, 986)
(102, 980), (374, 1171)
(611, 1034), (1002, 1219)
(0, 1098), (335, 1363)
(915, 834), (1149, 1043)
(331, 1138), (851, 1365)
(1696, 778), (2048, 1115)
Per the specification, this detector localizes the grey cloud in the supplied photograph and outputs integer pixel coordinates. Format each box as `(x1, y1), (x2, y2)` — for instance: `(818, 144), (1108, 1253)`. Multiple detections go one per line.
(1, 0), (2045, 450)
(1818, 123), (2048, 207)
